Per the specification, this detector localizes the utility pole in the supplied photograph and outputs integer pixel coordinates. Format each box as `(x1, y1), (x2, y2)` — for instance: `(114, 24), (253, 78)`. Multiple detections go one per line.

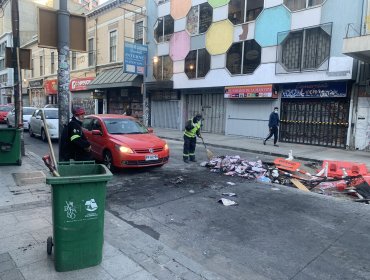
(11, 0), (24, 156)
(57, 0), (70, 160)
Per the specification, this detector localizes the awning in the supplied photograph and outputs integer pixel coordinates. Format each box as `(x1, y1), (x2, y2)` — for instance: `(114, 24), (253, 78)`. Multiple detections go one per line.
(87, 68), (143, 89)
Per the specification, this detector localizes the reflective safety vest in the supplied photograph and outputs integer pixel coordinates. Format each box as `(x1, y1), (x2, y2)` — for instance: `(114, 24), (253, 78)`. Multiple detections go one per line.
(184, 120), (201, 138)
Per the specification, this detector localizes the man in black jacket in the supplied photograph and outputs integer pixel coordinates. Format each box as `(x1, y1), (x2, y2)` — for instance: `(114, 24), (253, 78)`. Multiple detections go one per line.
(264, 107), (280, 147)
(66, 107), (91, 161)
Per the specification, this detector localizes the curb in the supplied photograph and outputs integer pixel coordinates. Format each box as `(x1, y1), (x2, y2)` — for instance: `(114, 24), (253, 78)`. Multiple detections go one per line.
(160, 136), (322, 164)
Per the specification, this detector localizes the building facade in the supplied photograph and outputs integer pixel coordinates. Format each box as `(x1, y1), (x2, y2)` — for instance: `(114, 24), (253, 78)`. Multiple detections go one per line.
(343, 0), (370, 151)
(0, 32), (14, 104)
(145, 0), (363, 149)
(86, 0), (146, 120)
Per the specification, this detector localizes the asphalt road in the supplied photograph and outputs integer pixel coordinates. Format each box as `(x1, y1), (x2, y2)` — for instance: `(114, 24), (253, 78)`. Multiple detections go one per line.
(14, 125), (370, 280)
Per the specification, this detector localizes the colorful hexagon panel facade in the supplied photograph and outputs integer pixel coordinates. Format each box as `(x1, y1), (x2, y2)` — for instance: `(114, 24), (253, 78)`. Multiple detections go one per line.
(206, 20), (233, 55)
(169, 31), (191, 61)
(208, 0), (230, 9)
(255, 5), (291, 47)
(171, 0), (191, 20)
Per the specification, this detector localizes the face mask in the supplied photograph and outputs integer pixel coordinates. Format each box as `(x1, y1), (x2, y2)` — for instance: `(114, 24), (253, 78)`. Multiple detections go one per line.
(274, 110), (278, 113)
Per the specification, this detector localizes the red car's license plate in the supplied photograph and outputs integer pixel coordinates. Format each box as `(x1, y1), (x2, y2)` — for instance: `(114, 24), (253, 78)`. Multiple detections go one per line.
(145, 155), (158, 161)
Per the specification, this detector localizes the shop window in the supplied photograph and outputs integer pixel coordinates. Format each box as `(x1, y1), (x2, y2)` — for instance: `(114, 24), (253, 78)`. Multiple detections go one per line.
(184, 49), (211, 79)
(186, 2), (213, 35)
(71, 51), (77, 70)
(153, 55), (173, 80)
(284, 0), (325, 11)
(154, 15), (174, 43)
(40, 56), (44, 76)
(109, 30), (117, 62)
(228, 0), (263, 25)
(226, 39), (261, 75)
(277, 24), (331, 72)
(135, 21), (144, 44)
(51, 52), (55, 74)
(88, 38), (94, 66)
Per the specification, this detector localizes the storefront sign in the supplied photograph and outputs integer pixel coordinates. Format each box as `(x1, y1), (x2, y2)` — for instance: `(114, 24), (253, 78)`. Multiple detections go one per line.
(29, 79), (43, 88)
(93, 91), (104, 99)
(44, 79), (58, 94)
(70, 77), (94, 91)
(224, 84), (276, 99)
(281, 81), (347, 98)
(123, 42), (148, 75)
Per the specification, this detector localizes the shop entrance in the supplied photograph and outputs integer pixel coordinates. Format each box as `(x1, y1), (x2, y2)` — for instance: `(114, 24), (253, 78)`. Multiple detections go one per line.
(186, 93), (225, 134)
(280, 99), (350, 148)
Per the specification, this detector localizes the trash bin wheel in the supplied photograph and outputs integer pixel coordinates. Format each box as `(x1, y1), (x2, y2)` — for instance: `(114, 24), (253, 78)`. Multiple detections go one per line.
(47, 236), (53, 255)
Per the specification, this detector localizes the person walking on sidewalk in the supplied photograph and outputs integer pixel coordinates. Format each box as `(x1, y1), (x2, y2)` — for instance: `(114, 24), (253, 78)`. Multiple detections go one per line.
(264, 107), (280, 147)
(66, 106), (92, 161)
(183, 113), (202, 163)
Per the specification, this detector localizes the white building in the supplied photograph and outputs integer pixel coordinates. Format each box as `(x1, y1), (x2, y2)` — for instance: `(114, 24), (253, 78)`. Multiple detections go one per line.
(0, 32), (14, 104)
(145, 0), (364, 150)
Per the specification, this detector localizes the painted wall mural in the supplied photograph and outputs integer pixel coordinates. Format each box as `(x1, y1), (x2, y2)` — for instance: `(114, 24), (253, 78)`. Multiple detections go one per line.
(170, 0), (191, 20)
(205, 20), (234, 55)
(169, 31), (191, 61)
(255, 5), (291, 47)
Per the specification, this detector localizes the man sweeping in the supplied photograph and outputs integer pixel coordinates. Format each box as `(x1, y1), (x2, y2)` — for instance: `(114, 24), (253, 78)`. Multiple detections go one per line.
(183, 113), (202, 163)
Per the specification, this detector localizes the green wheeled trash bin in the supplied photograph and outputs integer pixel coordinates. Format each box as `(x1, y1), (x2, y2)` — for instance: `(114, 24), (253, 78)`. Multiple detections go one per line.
(45, 161), (113, 272)
(0, 128), (22, 166)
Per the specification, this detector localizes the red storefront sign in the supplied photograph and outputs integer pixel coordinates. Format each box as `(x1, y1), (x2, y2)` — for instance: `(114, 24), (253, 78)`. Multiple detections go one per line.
(224, 84), (277, 99)
(44, 79), (58, 95)
(69, 77), (94, 92)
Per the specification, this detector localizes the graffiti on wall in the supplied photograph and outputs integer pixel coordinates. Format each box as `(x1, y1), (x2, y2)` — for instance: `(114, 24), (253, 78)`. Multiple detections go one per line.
(72, 98), (95, 115)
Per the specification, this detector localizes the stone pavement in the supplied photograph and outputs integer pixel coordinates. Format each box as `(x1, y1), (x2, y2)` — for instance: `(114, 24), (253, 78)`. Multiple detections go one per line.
(0, 151), (225, 280)
(153, 127), (370, 168)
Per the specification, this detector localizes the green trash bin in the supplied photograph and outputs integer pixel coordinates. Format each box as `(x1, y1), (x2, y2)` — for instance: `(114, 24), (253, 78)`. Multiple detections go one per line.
(46, 161), (113, 272)
(0, 128), (21, 166)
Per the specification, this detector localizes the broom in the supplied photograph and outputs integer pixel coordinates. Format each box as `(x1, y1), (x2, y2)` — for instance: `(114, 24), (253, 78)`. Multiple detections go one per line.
(200, 136), (214, 160)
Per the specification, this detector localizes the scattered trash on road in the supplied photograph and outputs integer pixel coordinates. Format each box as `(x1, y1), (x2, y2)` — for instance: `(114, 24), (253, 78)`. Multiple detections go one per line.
(202, 153), (370, 204)
(218, 198), (238, 206)
(170, 176), (184, 184)
(226, 182), (236, 186)
(222, 192), (237, 197)
(189, 190), (195, 194)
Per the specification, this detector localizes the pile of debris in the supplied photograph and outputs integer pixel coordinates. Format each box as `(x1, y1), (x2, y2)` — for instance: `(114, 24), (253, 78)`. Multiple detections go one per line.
(202, 154), (370, 204)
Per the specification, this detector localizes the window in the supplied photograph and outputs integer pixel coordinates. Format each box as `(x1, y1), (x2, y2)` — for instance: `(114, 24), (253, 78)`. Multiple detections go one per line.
(277, 23), (332, 73)
(0, 74), (7, 84)
(109, 30), (117, 62)
(153, 55), (173, 80)
(226, 39), (261, 75)
(51, 52), (55, 74)
(82, 118), (93, 131)
(40, 56), (44, 76)
(228, 0), (263, 25)
(154, 15), (174, 43)
(184, 49), (211, 79)
(135, 21), (144, 44)
(0, 42), (5, 70)
(72, 51), (77, 70)
(88, 38), (94, 66)
(186, 3), (213, 35)
(284, 0), (325, 11)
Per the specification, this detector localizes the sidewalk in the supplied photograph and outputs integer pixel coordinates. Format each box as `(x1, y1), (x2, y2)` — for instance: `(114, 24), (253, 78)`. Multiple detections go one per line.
(153, 127), (370, 168)
(0, 151), (225, 280)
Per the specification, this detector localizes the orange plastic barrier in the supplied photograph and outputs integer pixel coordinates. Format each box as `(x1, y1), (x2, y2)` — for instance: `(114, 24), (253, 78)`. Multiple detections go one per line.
(322, 160), (369, 177)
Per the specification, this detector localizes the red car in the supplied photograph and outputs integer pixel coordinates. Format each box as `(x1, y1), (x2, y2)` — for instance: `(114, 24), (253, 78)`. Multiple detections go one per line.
(82, 114), (170, 171)
(0, 105), (12, 124)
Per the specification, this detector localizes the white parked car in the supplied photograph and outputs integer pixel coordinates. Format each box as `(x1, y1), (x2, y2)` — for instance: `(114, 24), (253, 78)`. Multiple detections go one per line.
(6, 107), (37, 130)
(29, 108), (59, 141)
